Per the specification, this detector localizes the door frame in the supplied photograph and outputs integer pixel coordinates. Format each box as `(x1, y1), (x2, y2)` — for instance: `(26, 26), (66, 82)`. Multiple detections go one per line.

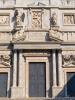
(25, 57), (50, 98)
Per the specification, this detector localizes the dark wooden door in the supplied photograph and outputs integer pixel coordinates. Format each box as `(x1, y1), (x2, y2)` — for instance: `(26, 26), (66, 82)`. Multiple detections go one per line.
(29, 62), (46, 97)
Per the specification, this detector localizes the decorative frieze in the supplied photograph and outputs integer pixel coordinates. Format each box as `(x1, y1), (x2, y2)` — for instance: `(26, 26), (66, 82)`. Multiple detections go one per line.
(61, 0), (75, 6)
(0, 15), (10, 25)
(32, 10), (42, 29)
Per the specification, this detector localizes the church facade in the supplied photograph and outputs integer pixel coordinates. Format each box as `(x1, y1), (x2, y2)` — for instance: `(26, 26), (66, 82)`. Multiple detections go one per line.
(0, 0), (75, 99)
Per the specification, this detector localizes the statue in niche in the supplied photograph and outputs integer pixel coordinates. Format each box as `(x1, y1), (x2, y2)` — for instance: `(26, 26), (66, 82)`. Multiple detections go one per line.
(51, 12), (57, 26)
(14, 10), (25, 26)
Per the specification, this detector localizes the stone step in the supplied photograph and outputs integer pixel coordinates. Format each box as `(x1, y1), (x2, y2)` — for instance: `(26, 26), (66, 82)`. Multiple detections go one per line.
(0, 98), (75, 100)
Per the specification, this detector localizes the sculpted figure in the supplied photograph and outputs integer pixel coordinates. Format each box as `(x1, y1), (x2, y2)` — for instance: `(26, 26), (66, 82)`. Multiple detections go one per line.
(51, 12), (57, 26)
(14, 10), (25, 26)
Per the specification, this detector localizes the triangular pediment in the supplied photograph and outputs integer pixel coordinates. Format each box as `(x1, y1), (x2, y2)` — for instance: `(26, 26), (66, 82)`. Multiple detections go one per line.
(27, 2), (46, 7)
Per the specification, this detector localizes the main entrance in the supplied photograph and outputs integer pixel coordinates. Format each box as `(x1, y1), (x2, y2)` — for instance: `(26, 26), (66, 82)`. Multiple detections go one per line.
(67, 72), (75, 97)
(29, 62), (46, 97)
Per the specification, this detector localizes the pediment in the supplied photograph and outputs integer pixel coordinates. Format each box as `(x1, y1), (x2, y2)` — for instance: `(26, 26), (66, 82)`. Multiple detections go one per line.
(27, 2), (46, 7)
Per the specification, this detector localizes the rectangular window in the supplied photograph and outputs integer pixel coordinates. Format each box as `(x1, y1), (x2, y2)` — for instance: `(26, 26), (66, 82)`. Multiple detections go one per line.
(0, 73), (8, 97)
(64, 14), (75, 25)
(29, 62), (46, 97)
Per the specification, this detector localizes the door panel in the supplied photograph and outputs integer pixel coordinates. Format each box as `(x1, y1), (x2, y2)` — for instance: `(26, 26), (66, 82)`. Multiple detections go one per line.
(29, 62), (46, 97)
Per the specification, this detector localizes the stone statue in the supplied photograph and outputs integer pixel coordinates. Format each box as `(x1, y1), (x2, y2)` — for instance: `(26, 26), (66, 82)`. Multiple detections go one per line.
(14, 10), (25, 26)
(51, 12), (57, 26)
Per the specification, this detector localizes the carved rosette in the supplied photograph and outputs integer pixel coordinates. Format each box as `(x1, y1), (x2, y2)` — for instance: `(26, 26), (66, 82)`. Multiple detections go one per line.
(0, 55), (10, 66)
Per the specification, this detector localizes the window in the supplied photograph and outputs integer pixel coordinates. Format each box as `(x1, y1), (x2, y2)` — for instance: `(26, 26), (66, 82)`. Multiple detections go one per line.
(29, 62), (46, 97)
(0, 73), (8, 97)
(64, 14), (75, 25)
(67, 72), (75, 97)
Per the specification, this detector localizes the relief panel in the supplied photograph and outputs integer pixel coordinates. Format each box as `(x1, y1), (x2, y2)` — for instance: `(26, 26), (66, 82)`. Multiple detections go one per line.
(64, 15), (75, 25)
(32, 10), (42, 29)
(0, 15), (10, 25)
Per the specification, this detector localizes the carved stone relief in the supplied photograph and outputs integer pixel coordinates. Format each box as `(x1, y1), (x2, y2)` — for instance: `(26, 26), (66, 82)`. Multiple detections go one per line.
(15, 10), (25, 26)
(32, 11), (42, 29)
(64, 15), (74, 24)
(51, 12), (57, 26)
(0, 15), (10, 25)
(62, 53), (75, 66)
(63, 55), (75, 65)
(61, 0), (74, 6)
(0, 55), (10, 66)
(49, 29), (62, 41)
(12, 30), (26, 42)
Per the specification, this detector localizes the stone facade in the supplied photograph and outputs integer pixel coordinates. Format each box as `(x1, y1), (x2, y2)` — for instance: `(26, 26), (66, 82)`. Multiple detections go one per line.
(0, 0), (75, 99)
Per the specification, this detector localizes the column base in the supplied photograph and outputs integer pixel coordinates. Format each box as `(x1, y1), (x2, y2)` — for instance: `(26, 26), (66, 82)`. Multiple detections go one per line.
(11, 87), (25, 98)
(52, 86), (65, 97)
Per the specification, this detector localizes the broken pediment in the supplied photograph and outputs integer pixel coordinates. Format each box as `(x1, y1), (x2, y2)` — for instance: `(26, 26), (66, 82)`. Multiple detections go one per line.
(27, 2), (46, 7)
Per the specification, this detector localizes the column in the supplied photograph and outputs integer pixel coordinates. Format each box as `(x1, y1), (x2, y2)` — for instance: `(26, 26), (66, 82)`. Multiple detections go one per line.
(19, 51), (23, 87)
(13, 51), (17, 87)
(52, 50), (57, 86)
(58, 50), (63, 86)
